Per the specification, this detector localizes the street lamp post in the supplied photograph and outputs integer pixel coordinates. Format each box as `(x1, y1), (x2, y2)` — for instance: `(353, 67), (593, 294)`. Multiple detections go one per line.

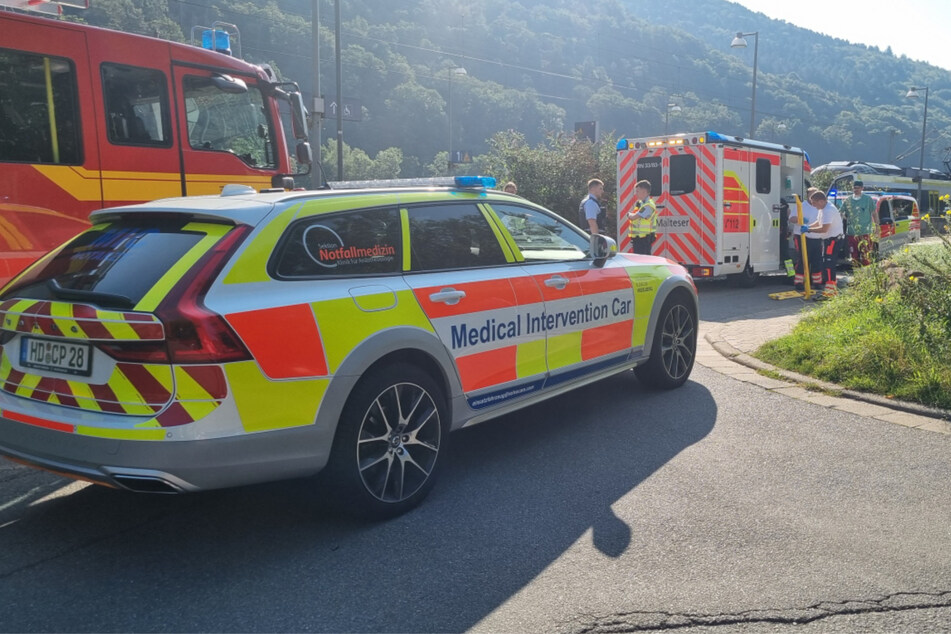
(665, 101), (682, 135)
(447, 66), (467, 173)
(731, 31), (759, 139)
(906, 85), (929, 208)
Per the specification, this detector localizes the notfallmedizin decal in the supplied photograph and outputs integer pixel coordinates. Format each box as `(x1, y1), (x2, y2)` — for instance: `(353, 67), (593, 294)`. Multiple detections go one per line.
(318, 244), (397, 262)
(303, 223), (397, 268)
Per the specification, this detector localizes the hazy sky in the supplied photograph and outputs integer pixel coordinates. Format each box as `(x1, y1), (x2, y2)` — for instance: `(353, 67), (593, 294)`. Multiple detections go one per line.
(729, 0), (951, 71)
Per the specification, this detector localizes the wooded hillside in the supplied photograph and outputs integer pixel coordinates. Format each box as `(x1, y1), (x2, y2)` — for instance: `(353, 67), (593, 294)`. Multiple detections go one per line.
(62, 0), (951, 176)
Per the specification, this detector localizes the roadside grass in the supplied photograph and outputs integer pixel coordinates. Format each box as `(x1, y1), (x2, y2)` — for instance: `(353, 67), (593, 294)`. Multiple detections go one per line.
(756, 233), (951, 410)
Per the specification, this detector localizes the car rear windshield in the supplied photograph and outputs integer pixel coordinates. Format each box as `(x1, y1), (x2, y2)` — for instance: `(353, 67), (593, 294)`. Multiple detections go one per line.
(2, 219), (210, 309)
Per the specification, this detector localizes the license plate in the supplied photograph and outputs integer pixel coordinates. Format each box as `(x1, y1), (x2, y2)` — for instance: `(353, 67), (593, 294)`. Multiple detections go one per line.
(20, 337), (93, 377)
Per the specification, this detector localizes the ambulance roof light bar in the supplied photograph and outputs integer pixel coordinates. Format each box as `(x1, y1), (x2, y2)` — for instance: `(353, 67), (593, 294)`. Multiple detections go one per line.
(617, 131), (806, 155)
(327, 176), (497, 190)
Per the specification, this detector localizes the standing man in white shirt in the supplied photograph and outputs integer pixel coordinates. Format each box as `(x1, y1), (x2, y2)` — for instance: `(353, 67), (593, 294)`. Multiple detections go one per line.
(803, 190), (844, 299)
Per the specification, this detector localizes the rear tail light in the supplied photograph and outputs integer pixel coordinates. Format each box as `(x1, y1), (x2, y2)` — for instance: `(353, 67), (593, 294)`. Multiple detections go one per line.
(157, 225), (253, 364)
(103, 225), (253, 364)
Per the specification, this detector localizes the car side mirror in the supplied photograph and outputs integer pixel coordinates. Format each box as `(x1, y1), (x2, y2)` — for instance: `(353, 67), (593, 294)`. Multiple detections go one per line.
(590, 234), (617, 266)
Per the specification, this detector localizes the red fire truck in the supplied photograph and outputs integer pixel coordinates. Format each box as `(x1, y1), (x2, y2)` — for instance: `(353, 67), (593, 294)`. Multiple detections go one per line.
(0, 8), (312, 285)
(616, 131), (811, 284)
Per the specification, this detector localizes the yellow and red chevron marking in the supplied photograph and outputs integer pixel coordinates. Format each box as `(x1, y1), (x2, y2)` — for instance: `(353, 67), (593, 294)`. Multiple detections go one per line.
(0, 352), (172, 416)
(0, 299), (163, 341)
(0, 352), (227, 432)
(653, 145), (717, 267)
(617, 148), (661, 252)
(152, 365), (228, 428)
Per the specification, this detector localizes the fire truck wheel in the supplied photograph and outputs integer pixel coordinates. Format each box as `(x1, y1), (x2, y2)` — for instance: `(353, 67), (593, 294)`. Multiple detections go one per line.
(323, 362), (449, 520)
(733, 260), (759, 287)
(635, 294), (696, 389)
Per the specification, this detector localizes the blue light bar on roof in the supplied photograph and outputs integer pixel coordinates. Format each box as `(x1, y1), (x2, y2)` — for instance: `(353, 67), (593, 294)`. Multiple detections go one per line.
(201, 30), (231, 55)
(455, 176), (496, 188)
(327, 176), (497, 190)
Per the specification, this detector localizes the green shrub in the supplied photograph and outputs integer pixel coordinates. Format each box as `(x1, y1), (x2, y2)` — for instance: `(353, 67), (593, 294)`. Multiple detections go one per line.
(756, 236), (951, 410)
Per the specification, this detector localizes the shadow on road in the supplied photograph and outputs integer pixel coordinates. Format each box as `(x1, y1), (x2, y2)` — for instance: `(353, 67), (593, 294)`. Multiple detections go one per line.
(0, 372), (716, 632)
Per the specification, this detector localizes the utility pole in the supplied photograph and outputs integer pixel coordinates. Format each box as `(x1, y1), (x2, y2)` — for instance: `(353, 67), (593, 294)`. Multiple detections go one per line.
(334, 0), (343, 180)
(311, 0), (321, 187)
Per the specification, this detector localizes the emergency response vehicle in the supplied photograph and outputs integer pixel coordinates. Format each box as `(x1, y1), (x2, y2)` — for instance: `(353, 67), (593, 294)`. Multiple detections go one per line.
(828, 190), (922, 257)
(0, 177), (698, 519)
(616, 131), (811, 284)
(829, 170), (951, 222)
(0, 9), (312, 286)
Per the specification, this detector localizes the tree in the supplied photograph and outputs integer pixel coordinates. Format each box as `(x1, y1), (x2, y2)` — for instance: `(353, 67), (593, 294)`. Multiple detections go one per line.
(321, 141), (403, 180)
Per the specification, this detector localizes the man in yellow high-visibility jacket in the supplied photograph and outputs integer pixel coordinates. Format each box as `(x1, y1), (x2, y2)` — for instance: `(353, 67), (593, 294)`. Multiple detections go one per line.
(628, 179), (657, 255)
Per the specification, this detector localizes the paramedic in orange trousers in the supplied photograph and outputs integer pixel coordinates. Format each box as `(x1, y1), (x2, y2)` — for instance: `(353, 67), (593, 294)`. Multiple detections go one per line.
(803, 190), (844, 299)
(788, 187), (823, 291)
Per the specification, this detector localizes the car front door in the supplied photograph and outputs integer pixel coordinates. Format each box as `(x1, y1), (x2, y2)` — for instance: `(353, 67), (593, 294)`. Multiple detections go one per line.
(487, 203), (636, 389)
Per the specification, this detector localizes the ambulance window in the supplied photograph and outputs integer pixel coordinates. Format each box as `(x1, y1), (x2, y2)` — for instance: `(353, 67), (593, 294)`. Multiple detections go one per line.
(491, 204), (588, 261)
(272, 207), (402, 278)
(102, 63), (171, 147)
(756, 158), (771, 194)
(636, 157), (663, 197)
(669, 154), (696, 196)
(407, 204), (507, 271)
(0, 48), (82, 164)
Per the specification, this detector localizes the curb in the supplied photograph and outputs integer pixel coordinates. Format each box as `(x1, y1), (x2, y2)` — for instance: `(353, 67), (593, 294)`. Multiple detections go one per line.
(703, 328), (951, 423)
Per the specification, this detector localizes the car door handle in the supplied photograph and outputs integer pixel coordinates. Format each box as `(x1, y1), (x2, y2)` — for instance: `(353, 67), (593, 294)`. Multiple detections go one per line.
(544, 275), (569, 290)
(429, 288), (466, 305)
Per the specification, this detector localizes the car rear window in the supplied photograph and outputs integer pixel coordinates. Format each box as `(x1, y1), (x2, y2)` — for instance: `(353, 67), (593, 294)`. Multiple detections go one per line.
(2, 219), (210, 308)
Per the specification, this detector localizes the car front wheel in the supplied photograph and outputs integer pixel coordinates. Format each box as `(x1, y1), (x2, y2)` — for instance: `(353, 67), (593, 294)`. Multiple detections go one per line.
(324, 363), (448, 519)
(634, 295), (697, 389)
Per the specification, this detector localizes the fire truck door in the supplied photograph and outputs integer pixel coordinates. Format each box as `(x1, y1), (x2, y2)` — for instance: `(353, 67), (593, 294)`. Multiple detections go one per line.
(173, 65), (278, 195)
(86, 37), (183, 205)
(749, 153), (781, 271)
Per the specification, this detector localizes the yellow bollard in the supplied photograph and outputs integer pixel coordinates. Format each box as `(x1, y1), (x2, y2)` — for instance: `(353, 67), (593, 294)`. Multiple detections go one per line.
(795, 194), (813, 300)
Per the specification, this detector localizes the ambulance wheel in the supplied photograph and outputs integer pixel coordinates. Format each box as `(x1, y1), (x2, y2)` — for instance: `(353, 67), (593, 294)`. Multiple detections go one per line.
(634, 295), (696, 389)
(325, 363), (448, 520)
(734, 261), (759, 287)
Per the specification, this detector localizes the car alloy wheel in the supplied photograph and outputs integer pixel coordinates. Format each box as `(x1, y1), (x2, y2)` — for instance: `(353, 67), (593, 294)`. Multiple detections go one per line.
(356, 380), (442, 504)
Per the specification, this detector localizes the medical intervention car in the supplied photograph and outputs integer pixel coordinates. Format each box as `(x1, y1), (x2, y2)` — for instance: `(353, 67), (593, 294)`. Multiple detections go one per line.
(0, 176), (697, 518)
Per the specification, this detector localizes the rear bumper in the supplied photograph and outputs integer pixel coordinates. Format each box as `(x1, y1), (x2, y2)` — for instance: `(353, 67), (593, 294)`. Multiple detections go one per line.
(0, 414), (331, 493)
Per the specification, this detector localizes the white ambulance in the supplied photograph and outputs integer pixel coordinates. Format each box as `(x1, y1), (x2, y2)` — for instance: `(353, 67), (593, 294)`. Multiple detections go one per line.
(616, 131), (811, 284)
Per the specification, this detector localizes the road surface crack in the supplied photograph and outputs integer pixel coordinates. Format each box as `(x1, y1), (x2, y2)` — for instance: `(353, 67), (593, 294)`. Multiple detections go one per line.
(569, 590), (951, 632)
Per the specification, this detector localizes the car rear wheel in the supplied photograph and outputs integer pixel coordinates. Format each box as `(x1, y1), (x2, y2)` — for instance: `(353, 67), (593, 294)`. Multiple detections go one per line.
(634, 295), (696, 389)
(324, 362), (448, 520)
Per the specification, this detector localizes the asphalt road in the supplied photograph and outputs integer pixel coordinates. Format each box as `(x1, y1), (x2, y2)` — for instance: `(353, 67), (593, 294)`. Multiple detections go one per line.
(1, 276), (949, 633)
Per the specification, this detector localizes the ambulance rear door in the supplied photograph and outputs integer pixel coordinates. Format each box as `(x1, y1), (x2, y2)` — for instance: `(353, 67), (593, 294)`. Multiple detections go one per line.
(720, 146), (754, 274)
(655, 144), (716, 270)
(748, 149), (782, 272)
